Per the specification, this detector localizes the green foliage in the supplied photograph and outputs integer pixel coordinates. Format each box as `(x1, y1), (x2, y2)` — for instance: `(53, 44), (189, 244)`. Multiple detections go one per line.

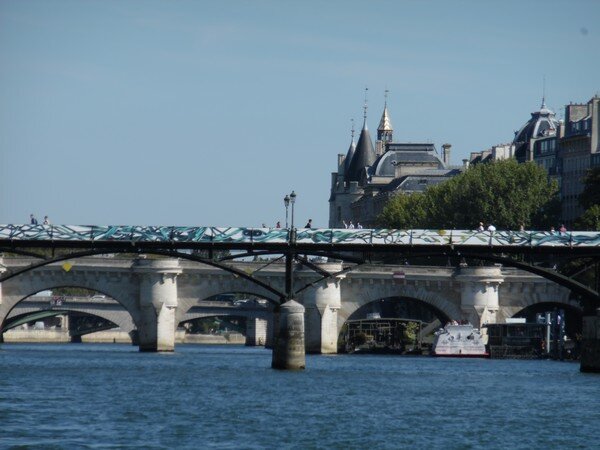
(579, 167), (600, 210)
(377, 192), (427, 229)
(574, 204), (600, 231)
(52, 287), (96, 296)
(377, 159), (560, 230)
(403, 321), (420, 342)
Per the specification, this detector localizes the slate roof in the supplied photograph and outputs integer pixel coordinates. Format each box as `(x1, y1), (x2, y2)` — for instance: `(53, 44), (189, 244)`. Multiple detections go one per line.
(346, 122), (376, 182)
(344, 139), (356, 175)
(513, 99), (560, 161)
(372, 143), (445, 177)
(381, 169), (461, 193)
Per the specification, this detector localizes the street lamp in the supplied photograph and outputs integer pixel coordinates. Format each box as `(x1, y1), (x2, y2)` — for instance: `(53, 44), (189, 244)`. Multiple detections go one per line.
(283, 191), (297, 302)
(284, 194), (290, 229)
(284, 191), (297, 229)
(290, 191), (296, 229)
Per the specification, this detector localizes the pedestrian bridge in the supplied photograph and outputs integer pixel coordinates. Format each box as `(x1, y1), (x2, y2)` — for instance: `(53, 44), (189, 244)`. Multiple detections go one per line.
(2, 223), (599, 369)
(1, 224), (600, 251)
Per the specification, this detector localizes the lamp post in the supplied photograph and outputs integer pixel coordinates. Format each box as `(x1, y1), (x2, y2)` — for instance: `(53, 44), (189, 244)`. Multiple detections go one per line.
(284, 191), (296, 229)
(282, 190), (298, 298)
(284, 194), (290, 229)
(290, 190), (296, 230)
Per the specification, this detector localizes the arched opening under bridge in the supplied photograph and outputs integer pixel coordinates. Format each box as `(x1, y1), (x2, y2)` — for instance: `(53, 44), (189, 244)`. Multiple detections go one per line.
(1, 287), (135, 344)
(339, 296), (452, 354)
(512, 302), (583, 338)
(179, 292), (274, 347)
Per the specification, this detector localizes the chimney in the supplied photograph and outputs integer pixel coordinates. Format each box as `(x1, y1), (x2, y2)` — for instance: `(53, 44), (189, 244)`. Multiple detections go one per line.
(462, 159), (470, 169)
(442, 143), (451, 166)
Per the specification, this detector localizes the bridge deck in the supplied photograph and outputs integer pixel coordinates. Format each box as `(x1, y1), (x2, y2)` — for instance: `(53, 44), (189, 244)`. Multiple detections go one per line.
(1, 224), (599, 250)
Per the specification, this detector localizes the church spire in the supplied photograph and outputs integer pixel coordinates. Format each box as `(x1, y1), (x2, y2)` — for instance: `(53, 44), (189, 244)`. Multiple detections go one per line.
(377, 89), (393, 144)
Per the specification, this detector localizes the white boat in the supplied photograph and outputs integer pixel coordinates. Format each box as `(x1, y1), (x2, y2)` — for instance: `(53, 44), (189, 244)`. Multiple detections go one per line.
(431, 323), (488, 357)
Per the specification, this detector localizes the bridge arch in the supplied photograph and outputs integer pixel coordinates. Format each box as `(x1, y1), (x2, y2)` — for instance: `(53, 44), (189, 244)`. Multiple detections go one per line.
(5, 299), (134, 334)
(0, 276), (140, 335)
(510, 301), (583, 337)
(176, 280), (279, 324)
(0, 249), (287, 302)
(338, 283), (461, 328)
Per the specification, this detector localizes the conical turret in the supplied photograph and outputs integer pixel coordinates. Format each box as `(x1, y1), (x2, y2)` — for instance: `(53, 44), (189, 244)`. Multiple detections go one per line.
(344, 125), (356, 176)
(346, 118), (375, 182)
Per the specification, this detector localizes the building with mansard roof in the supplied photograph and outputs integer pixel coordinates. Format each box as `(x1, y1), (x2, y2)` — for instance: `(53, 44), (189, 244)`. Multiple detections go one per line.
(513, 99), (561, 164)
(471, 94), (600, 226)
(329, 97), (460, 228)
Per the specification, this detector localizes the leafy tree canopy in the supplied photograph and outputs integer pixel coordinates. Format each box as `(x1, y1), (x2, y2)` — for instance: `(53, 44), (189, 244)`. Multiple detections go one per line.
(377, 159), (560, 230)
(574, 204), (600, 231)
(579, 166), (600, 210)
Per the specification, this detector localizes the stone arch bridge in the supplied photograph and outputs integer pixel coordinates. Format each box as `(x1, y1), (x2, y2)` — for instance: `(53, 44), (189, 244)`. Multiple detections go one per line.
(0, 256), (578, 353)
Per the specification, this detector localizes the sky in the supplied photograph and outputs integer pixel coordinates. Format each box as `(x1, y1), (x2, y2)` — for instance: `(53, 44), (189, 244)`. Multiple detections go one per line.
(1, 0), (599, 228)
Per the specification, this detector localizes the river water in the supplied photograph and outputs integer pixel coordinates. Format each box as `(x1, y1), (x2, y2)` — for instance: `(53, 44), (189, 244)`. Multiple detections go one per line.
(1, 344), (599, 449)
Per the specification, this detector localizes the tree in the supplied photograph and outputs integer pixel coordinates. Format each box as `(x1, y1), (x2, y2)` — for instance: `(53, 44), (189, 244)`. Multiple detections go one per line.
(377, 159), (560, 230)
(579, 166), (600, 210)
(377, 192), (427, 229)
(574, 167), (600, 231)
(574, 204), (600, 231)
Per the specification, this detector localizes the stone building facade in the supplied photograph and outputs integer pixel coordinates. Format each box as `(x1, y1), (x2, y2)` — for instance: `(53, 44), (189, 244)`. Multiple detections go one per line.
(470, 95), (600, 226)
(559, 96), (600, 223)
(329, 99), (459, 228)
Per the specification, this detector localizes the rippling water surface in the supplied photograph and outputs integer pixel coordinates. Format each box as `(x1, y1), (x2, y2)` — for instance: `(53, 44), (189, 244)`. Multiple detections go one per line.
(1, 343), (599, 449)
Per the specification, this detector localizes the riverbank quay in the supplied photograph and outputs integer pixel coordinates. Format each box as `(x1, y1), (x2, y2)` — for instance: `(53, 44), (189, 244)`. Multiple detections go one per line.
(2, 329), (245, 345)
(581, 308), (600, 372)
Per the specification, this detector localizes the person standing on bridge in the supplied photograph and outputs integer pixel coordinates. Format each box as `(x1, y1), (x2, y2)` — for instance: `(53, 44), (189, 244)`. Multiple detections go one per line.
(305, 219), (313, 229)
(43, 216), (50, 225)
(30, 214), (38, 225)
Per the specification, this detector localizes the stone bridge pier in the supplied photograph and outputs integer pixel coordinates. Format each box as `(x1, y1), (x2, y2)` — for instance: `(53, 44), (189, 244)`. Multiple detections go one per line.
(457, 265), (503, 327)
(303, 274), (342, 354)
(245, 317), (271, 346)
(134, 258), (182, 352)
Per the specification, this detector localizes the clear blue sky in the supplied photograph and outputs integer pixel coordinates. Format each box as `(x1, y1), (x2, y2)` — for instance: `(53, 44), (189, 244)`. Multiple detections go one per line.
(1, 0), (599, 227)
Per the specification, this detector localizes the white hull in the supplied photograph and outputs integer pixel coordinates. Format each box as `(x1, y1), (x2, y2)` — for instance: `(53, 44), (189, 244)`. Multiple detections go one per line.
(432, 324), (488, 357)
